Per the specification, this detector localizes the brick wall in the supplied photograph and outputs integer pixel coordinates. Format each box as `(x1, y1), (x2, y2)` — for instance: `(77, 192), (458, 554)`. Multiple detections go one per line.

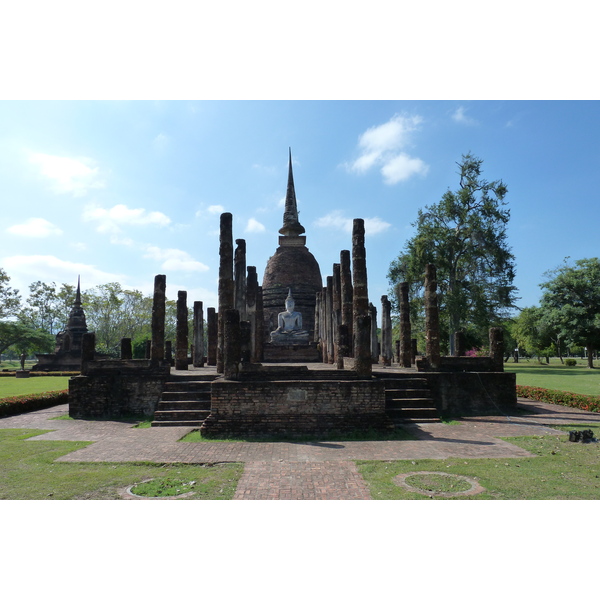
(201, 378), (392, 437)
(69, 360), (170, 419)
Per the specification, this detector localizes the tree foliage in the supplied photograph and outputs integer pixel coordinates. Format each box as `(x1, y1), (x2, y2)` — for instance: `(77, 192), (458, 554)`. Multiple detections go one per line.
(388, 153), (518, 353)
(540, 257), (600, 368)
(0, 268), (21, 320)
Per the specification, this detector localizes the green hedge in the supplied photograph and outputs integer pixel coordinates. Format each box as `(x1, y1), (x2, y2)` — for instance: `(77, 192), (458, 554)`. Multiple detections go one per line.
(0, 371), (79, 377)
(517, 385), (600, 413)
(0, 390), (69, 418)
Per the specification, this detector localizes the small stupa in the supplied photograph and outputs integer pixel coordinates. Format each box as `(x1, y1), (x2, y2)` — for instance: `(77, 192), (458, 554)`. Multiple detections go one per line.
(262, 149), (322, 359)
(32, 277), (91, 371)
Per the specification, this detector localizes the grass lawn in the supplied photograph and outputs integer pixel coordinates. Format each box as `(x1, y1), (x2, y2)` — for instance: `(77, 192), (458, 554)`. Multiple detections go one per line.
(357, 424), (600, 499)
(505, 358), (600, 397)
(0, 428), (243, 500)
(0, 377), (71, 398)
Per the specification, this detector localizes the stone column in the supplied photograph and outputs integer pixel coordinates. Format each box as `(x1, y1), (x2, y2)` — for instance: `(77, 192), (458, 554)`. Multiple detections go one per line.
(255, 286), (264, 362)
(240, 320), (251, 364)
(193, 301), (205, 367)
(352, 218), (372, 377)
(176, 290), (189, 371)
(340, 249), (353, 356)
(369, 302), (379, 363)
(320, 287), (328, 363)
(150, 274), (166, 363)
(121, 338), (132, 360)
(411, 339), (418, 366)
(424, 263), (441, 369)
(223, 308), (241, 380)
(145, 340), (151, 359)
(333, 263), (343, 369)
(165, 340), (173, 365)
(397, 282), (412, 368)
(207, 307), (218, 366)
(234, 239), (247, 322)
(81, 332), (95, 375)
(326, 275), (334, 364)
(489, 327), (504, 372)
(246, 266), (258, 363)
(380, 295), (392, 366)
(454, 331), (466, 357)
(217, 212), (234, 373)
(313, 289), (321, 344)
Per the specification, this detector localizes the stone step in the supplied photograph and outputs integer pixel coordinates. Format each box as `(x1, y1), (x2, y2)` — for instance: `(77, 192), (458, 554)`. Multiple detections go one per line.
(386, 398), (436, 409)
(156, 400), (210, 411)
(153, 409), (211, 422)
(161, 390), (211, 401)
(164, 382), (213, 393)
(388, 407), (440, 422)
(385, 388), (432, 399)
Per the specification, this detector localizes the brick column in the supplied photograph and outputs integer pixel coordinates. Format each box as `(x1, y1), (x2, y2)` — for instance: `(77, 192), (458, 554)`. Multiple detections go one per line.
(223, 308), (241, 380)
(207, 307), (217, 366)
(397, 282), (412, 368)
(217, 212), (234, 373)
(489, 327), (504, 372)
(234, 239), (247, 321)
(81, 332), (95, 375)
(120, 338), (133, 360)
(193, 301), (204, 367)
(424, 263), (441, 369)
(176, 291), (189, 370)
(150, 274), (166, 363)
(352, 218), (372, 377)
(380, 295), (392, 366)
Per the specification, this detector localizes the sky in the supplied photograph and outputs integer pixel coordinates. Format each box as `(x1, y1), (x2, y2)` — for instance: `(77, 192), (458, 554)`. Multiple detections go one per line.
(1, 100), (599, 324)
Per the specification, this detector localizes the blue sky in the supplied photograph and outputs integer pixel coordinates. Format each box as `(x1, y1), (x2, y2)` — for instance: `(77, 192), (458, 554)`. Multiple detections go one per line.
(1, 100), (599, 321)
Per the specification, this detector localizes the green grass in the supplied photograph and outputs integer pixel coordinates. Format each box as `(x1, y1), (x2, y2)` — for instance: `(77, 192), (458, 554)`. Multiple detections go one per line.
(357, 424), (600, 499)
(0, 428), (243, 500)
(505, 359), (600, 397)
(0, 377), (70, 398)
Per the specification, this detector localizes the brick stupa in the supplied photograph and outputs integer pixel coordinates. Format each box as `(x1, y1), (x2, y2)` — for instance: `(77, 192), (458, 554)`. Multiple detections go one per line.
(262, 149), (322, 361)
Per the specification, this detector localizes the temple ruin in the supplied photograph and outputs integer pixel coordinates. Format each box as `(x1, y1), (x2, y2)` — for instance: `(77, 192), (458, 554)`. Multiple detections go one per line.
(68, 149), (517, 436)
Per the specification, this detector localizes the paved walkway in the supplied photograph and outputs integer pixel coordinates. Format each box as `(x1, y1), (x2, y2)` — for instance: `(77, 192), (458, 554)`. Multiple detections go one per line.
(2, 399), (600, 499)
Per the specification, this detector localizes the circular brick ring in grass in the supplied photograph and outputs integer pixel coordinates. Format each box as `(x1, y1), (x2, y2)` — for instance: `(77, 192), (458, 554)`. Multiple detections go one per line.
(124, 478), (197, 499)
(394, 471), (485, 498)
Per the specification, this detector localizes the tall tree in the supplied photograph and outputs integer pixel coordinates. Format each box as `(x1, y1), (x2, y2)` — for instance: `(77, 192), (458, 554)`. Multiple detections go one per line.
(0, 268), (21, 319)
(540, 257), (600, 368)
(388, 153), (517, 353)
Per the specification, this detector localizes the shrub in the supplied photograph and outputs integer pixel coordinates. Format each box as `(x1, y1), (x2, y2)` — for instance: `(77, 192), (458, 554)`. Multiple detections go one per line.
(0, 390), (69, 418)
(516, 385), (600, 413)
(564, 359), (577, 367)
(0, 371), (79, 377)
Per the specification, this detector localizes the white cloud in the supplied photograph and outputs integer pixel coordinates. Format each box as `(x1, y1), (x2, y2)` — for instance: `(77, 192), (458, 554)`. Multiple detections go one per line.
(314, 210), (391, 235)
(452, 106), (478, 125)
(380, 153), (429, 184)
(195, 205), (226, 218)
(83, 203), (171, 241)
(346, 114), (427, 184)
(144, 246), (209, 272)
(29, 152), (105, 197)
(7, 217), (63, 237)
(245, 217), (266, 233)
(1, 254), (125, 290)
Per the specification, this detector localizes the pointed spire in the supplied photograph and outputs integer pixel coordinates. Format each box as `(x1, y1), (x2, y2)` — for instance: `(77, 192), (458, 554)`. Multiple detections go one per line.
(279, 148), (306, 237)
(75, 275), (82, 306)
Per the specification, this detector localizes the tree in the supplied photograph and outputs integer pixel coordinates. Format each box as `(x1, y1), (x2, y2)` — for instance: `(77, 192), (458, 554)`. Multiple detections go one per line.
(388, 153), (518, 354)
(0, 268), (21, 319)
(540, 257), (600, 368)
(0, 321), (54, 357)
(512, 306), (555, 363)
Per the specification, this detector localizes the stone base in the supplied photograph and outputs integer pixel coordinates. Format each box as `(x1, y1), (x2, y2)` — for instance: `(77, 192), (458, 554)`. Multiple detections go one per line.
(200, 378), (392, 438)
(262, 343), (321, 363)
(15, 370), (30, 378)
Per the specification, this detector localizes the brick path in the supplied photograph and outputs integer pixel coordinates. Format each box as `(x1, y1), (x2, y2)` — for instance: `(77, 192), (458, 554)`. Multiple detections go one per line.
(2, 399), (600, 499)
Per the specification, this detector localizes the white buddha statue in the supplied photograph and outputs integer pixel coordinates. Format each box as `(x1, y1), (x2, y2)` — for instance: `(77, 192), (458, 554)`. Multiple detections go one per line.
(270, 289), (310, 344)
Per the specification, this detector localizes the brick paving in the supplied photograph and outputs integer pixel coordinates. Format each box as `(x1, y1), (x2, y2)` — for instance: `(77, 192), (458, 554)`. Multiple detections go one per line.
(2, 398), (600, 499)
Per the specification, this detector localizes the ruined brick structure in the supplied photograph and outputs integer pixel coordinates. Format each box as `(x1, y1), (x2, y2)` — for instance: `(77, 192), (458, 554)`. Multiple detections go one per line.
(262, 150), (322, 359)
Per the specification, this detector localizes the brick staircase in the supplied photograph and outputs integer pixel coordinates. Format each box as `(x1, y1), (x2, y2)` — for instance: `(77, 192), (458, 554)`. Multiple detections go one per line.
(380, 376), (440, 424)
(151, 373), (217, 427)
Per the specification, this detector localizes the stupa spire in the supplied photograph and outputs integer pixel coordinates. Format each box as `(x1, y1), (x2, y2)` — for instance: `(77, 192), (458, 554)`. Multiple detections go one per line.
(279, 148), (306, 237)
